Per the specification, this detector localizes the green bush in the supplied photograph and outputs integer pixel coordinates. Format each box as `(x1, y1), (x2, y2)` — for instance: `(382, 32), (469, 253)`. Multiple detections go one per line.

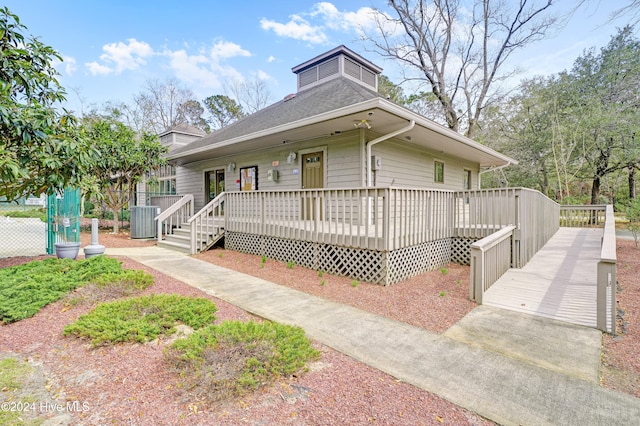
(623, 199), (640, 247)
(63, 295), (218, 346)
(83, 199), (95, 216)
(101, 209), (131, 221)
(0, 256), (150, 324)
(167, 320), (319, 402)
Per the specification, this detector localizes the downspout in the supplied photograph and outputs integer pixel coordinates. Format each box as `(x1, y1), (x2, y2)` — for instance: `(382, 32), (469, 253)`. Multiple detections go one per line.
(366, 119), (415, 187)
(478, 162), (511, 189)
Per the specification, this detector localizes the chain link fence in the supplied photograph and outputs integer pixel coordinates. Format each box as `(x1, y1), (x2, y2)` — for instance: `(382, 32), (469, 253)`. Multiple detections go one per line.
(0, 196), (48, 258)
(1, 189), (177, 259)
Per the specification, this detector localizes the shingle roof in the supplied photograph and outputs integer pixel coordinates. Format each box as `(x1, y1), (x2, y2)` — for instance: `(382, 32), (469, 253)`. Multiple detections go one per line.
(159, 123), (207, 138)
(170, 77), (382, 156)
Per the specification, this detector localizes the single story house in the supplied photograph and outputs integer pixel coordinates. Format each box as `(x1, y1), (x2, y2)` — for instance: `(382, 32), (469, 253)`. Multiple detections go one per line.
(155, 45), (523, 285)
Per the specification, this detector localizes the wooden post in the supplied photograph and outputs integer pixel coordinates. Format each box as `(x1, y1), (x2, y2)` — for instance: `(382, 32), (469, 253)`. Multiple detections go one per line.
(597, 261), (609, 332)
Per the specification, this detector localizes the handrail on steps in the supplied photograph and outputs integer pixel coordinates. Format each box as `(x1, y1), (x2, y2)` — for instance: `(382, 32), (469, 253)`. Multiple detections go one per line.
(154, 194), (194, 243)
(188, 192), (225, 254)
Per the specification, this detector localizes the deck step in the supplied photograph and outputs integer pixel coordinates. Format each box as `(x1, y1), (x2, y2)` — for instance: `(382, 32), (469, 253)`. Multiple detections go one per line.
(157, 239), (191, 254)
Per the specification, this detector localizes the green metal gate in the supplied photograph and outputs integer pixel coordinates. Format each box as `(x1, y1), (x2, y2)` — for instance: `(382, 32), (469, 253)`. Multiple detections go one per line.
(46, 188), (81, 254)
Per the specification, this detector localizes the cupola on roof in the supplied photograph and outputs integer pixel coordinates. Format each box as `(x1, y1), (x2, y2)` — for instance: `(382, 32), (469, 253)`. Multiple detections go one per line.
(291, 45), (383, 93)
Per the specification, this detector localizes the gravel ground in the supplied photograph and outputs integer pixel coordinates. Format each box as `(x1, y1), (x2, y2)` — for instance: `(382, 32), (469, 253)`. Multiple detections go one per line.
(0, 232), (491, 425)
(1, 231), (638, 424)
(600, 239), (640, 397)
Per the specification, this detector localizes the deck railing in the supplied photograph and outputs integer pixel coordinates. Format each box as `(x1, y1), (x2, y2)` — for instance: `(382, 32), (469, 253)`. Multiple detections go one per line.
(155, 194), (193, 243)
(221, 186), (560, 256)
(454, 188), (559, 267)
(453, 188), (518, 238)
(224, 187), (459, 251)
(148, 195), (183, 212)
(597, 205), (617, 334)
(469, 225), (516, 303)
(226, 188), (390, 250)
(560, 205), (607, 227)
(188, 192), (225, 254)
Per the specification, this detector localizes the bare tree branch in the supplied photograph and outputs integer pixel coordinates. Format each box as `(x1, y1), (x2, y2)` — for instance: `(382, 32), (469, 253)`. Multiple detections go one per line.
(366, 0), (563, 137)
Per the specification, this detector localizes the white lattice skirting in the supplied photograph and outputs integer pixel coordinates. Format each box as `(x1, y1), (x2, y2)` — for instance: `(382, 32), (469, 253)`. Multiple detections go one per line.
(451, 237), (480, 266)
(225, 232), (453, 285)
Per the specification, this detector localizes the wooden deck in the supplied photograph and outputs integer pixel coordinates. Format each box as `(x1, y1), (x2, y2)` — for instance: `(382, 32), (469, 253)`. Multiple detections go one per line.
(483, 227), (606, 329)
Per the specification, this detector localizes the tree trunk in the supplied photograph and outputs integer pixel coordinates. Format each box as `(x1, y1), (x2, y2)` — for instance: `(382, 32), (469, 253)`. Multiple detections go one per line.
(112, 208), (120, 234)
(629, 166), (636, 200)
(591, 175), (601, 205)
(539, 160), (550, 198)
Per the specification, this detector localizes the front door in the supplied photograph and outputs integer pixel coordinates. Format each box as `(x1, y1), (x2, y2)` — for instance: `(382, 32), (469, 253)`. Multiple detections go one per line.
(302, 151), (324, 220)
(205, 169), (225, 213)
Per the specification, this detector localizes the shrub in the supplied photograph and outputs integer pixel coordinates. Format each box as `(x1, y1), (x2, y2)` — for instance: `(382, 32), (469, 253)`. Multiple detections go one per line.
(0, 256), (132, 324)
(64, 294), (217, 346)
(166, 320), (319, 403)
(65, 269), (155, 306)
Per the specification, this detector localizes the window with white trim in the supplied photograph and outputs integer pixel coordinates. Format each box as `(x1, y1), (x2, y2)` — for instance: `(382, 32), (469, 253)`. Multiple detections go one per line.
(434, 161), (445, 184)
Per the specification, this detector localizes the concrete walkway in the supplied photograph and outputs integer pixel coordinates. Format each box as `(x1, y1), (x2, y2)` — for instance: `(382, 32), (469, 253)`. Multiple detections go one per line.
(107, 246), (640, 426)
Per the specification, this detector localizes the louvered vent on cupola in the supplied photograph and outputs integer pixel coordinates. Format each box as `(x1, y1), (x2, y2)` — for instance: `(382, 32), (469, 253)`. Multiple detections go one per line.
(291, 45), (383, 92)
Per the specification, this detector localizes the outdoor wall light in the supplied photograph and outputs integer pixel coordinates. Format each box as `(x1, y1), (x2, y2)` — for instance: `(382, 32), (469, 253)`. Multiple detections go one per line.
(227, 162), (236, 172)
(287, 151), (297, 164)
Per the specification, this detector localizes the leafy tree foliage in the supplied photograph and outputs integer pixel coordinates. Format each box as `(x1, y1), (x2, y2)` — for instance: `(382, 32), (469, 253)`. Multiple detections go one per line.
(570, 27), (640, 203)
(203, 94), (244, 130)
(83, 114), (167, 232)
(180, 99), (210, 132)
(0, 7), (96, 200)
(378, 74), (406, 104)
(480, 27), (640, 204)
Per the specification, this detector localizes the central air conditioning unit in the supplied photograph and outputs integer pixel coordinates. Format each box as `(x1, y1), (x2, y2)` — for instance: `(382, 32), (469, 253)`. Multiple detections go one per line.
(130, 206), (160, 239)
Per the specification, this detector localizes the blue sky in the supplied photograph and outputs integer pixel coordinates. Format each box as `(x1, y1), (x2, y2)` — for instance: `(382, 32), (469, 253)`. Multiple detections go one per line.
(3, 1), (635, 115)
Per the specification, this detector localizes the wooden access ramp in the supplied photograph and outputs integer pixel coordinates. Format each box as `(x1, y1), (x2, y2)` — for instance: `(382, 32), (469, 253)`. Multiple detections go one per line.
(482, 227), (609, 330)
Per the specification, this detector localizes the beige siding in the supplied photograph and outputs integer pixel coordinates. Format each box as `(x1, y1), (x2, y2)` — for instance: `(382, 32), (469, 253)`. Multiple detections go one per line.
(175, 167), (203, 208)
(327, 136), (360, 187)
(372, 139), (479, 190)
(174, 133), (202, 146)
(176, 131), (484, 212)
(176, 132), (362, 211)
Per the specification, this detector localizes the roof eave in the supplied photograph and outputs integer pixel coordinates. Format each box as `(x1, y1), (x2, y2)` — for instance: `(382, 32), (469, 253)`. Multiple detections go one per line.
(169, 97), (518, 169)
(377, 100), (518, 167)
(168, 98), (383, 161)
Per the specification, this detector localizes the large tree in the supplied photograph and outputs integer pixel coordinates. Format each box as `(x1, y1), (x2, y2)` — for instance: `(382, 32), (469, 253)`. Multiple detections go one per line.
(570, 27), (640, 203)
(131, 78), (201, 134)
(83, 115), (167, 233)
(225, 76), (273, 114)
(203, 94), (244, 130)
(0, 7), (96, 200)
(367, 0), (561, 137)
(480, 26), (640, 204)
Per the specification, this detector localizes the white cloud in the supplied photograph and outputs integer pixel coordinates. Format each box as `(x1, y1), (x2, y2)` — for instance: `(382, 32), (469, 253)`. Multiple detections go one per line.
(210, 40), (251, 59)
(52, 55), (77, 76)
(256, 70), (271, 80)
(312, 2), (378, 33)
(260, 15), (327, 44)
(86, 38), (154, 75)
(85, 61), (112, 75)
(267, 55), (276, 63)
(162, 40), (251, 90)
(63, 56), (77, 76)
(260, 2), (392, 44)
(165, 49), (219, 87)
